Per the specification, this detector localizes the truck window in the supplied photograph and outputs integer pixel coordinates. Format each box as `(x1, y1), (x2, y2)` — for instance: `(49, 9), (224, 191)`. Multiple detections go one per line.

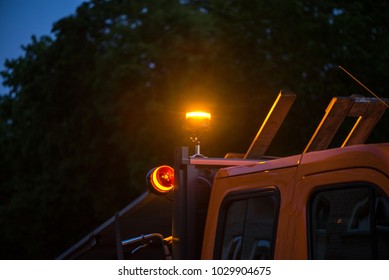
(309, 184), (389, 259)
(215, 190), (279, 260)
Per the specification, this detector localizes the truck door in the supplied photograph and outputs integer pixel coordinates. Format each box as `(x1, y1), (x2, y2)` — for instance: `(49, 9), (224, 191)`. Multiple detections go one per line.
(201, 159), (299, 260)
(292, 163), (389, 259)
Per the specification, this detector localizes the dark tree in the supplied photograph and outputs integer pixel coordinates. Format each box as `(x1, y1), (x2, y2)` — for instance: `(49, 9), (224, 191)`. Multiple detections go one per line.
(0, 0), (388, 259)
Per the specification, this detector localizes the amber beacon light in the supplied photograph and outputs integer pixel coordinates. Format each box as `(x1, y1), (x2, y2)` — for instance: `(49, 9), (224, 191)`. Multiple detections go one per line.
(184, 111), (212, 157)
(147, 165), (174, 194)
(185, 111), (211, 131)
(185, 111), (211, 120)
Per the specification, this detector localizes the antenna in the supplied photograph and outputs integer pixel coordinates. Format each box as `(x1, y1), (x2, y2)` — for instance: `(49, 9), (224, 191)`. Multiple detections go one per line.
(338, 65), (389, 108)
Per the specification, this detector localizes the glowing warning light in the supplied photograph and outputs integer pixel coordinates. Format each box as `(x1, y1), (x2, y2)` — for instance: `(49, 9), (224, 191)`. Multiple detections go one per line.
(184, 111), (212, 132)
(149, 165), (174, 194)
(184, 111), (212, 157)
(186, 111), (211, 120)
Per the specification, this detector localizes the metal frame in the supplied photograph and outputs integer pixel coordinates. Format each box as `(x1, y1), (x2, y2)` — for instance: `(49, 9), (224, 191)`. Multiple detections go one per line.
(172, 147), (265, 259)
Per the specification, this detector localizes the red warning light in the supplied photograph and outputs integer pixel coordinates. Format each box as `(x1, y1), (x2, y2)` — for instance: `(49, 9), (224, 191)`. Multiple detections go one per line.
(149, 165), (174, 194)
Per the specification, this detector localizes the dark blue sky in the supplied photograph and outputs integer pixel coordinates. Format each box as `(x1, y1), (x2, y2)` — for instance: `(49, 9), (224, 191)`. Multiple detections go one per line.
(0, 0), (85, 94)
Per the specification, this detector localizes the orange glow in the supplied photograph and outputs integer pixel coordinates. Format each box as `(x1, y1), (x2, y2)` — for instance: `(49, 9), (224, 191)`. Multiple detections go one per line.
(150, 165), (174, 194)
(185, 111), (211, 120)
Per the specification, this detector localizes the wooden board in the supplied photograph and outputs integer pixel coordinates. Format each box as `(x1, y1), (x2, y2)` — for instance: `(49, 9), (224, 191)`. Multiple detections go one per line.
(244, 91), (296, 159)
(304, 96), (388, 153)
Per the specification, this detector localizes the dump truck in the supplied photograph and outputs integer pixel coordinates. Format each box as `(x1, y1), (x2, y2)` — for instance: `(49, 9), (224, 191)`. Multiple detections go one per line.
(58, 91), (389, 260)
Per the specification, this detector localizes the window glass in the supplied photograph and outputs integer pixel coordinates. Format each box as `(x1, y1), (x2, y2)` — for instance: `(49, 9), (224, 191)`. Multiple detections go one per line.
(219, 191), (277, 260)
(221, 200), (246, 259)
(309, 185), (389, 259)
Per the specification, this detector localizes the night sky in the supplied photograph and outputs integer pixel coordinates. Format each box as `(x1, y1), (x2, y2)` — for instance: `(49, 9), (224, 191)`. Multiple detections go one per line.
(0, 0), (85, 94)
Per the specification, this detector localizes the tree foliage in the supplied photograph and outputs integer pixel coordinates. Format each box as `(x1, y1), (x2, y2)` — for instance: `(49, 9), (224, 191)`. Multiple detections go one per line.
(1, 0), (388, 259)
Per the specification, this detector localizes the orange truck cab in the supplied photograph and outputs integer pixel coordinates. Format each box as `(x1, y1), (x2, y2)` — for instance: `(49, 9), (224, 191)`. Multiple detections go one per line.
(58, 92), (389, 260)
(200, 143), (389, 259)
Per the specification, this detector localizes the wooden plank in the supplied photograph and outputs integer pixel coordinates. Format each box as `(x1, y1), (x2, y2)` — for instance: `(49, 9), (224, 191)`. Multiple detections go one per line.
(342, 101), (387, 146)
(348, 97), (370, 117)
(224, 153), (245, 159)
(304, 95), (388, 152)
(244, 91), (296, 159)
(303, 97), (353, 153)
